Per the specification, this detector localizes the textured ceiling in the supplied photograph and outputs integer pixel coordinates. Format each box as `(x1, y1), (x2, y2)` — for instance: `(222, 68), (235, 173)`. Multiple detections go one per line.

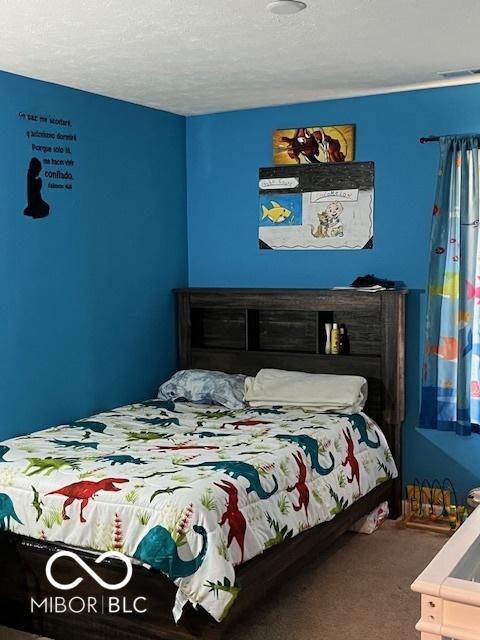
(1, 0), (480, 115)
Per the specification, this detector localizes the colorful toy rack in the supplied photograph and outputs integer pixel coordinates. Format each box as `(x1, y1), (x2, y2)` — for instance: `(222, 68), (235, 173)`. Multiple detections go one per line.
(402, 477), (468, 536)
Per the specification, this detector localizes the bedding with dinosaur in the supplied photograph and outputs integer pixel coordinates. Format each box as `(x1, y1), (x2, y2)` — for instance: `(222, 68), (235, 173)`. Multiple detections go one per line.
(0, 400), (397, 622)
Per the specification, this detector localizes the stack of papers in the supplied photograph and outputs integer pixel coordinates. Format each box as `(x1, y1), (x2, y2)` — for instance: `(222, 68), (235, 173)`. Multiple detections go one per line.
(332, 285), (387, 292)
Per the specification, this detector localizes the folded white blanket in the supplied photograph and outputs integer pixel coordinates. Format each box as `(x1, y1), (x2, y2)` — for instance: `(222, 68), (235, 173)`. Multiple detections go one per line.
(244, 368), (368, 414)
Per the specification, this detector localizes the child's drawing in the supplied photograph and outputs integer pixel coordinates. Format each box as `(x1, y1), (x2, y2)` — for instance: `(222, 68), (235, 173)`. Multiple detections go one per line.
(259, 194), (302, 228)
(310, 202), (344, 239)
(258, 162), (373, 250)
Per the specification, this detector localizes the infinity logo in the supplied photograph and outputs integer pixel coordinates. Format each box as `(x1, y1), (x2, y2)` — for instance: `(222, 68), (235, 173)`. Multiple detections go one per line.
(45, 550), (133, 591)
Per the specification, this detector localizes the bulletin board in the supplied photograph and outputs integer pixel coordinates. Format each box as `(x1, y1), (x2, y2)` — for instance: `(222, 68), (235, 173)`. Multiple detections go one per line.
(259, 162), (374, 250)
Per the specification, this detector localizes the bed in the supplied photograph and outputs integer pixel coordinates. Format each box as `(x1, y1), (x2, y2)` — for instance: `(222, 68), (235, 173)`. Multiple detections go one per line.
(0, 288), (406, 640)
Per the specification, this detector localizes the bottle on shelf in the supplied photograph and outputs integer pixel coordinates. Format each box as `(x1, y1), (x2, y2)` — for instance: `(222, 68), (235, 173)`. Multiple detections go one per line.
(324, 323), (332, 355)
(339, 325), (350, 355)
(331, 323), (340, 355)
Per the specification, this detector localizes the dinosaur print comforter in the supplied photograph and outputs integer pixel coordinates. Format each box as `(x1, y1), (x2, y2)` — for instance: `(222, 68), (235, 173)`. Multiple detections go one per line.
(0, 400), (397, 622)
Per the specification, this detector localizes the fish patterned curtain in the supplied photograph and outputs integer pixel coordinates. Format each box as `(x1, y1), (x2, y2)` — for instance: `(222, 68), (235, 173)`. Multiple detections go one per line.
(420, 135), (480, 435)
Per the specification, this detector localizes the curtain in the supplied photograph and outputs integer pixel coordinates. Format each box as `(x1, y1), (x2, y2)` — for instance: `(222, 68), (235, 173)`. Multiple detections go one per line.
(420, 135), (480, 436)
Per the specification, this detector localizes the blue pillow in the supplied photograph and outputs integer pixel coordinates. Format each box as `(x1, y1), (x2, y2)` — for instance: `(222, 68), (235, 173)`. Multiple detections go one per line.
(157, 369), (246, 409)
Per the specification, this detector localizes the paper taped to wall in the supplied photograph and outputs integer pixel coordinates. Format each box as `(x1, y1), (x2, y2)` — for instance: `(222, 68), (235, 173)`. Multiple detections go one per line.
(310, 189), (359, 203)
(259, 177), (299, 190)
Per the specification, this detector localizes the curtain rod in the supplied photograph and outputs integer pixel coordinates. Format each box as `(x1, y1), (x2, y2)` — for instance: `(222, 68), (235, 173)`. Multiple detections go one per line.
(419, 136), (440, 144)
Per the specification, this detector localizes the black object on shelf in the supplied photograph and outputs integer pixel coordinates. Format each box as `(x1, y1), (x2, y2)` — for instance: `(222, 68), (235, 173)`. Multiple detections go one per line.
(351, 274), (395, 289)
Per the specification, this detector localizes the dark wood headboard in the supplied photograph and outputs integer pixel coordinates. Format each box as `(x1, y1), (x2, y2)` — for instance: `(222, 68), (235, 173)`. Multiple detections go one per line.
(175, 288), (406, 512)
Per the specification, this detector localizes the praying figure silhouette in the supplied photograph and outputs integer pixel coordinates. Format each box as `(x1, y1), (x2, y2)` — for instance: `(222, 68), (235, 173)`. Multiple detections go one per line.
(24, 157), (50, 219)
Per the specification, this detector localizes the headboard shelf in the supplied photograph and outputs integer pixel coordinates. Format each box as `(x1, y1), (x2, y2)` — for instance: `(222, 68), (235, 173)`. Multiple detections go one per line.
(181, 289), (398, 358)
(176, 287), (406, 516)
(191, 346), (381, 362)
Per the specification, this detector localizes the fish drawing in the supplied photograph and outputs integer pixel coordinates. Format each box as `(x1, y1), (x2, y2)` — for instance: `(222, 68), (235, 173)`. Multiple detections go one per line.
(462, 329), (480, 358)
(466, 279), (480, 303)
(441, 379), (454, 389)
(472, 381), (480, 398)
(429, 272), (459, 299)
(458, 310), (471, 327)
(261, 201), (292, 224)
(427, 336), (458, 361)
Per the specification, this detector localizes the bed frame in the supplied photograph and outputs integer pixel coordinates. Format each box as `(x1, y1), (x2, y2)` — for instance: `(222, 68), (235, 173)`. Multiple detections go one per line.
(0, 288), (406, 640)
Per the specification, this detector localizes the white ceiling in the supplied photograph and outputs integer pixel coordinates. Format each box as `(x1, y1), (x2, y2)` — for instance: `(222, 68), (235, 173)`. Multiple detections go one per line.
(1, 0), (480, 116)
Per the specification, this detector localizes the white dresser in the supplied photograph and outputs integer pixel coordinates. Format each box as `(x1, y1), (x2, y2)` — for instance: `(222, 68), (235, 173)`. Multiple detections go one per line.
(411, 505), (480, 640)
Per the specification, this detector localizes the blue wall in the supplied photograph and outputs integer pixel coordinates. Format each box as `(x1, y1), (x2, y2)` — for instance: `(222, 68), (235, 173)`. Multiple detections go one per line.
(3, 69), (479, 500)
(186, 84), (480, 500)
(0, 71), (188, 439)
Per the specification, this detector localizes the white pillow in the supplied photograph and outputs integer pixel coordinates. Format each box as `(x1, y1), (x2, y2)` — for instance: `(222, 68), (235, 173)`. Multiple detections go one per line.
(244, 369), (367, 414)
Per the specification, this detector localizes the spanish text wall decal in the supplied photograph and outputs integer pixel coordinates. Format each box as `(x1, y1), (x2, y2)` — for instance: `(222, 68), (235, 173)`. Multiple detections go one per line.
(18, 111), (77, 219)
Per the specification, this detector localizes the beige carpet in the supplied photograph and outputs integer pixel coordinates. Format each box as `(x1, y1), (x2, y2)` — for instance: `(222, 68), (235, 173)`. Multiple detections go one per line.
(0, 521), (446, 640)
(228, 521), (446, 640)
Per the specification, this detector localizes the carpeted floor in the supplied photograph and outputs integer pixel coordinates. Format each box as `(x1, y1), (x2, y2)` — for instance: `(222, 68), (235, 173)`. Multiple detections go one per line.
(228, 520), (446, 640)
(0, 521), (446, 640)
